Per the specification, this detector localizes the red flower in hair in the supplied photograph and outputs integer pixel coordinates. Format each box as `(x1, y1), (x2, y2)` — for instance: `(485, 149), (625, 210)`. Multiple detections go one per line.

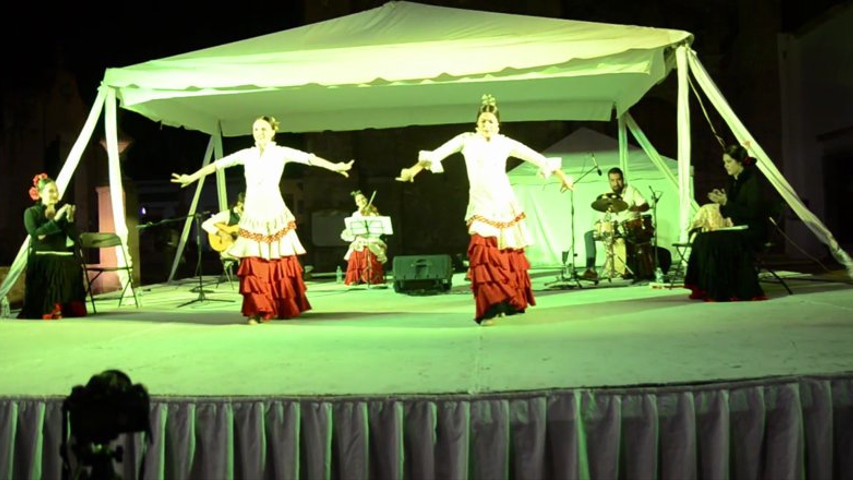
(28, 172), (50, 201)
(32, 172), (49, 187)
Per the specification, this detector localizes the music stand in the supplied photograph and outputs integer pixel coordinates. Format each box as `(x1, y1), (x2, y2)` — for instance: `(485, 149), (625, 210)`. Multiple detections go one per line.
(345, 216), (393, 288)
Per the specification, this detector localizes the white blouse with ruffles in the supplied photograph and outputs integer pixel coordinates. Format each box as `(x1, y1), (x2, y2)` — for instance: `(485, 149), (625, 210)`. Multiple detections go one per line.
(419, 132), (559, 249)
(214, 142), (315, 260)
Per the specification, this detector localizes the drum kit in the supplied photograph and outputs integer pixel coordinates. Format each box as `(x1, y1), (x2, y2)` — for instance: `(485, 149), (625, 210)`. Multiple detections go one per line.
(590, 193), (656, 281)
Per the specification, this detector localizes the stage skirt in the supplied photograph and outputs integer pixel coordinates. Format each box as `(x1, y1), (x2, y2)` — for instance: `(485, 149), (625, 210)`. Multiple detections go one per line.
(18, 252), (87, 319)
(684, 230), (766, 302)
(344, 249), (385, 285)
(467, 234), (535, 322)
(238, 256), (311, 320)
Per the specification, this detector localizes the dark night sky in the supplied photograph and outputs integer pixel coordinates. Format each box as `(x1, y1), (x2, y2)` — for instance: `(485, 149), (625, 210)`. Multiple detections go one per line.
(4, 0), (846, 100)
(2, 3), (302, 99)
(1, 2), (306, 179)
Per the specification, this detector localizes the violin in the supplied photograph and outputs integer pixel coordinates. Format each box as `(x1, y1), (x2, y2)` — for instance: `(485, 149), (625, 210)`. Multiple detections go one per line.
(360, 191), (379, 216)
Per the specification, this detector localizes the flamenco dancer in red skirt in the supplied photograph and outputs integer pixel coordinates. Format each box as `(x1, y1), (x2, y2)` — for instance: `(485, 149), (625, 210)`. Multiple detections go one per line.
(396, 95), (573, 325)
(172, 116), (353, 325)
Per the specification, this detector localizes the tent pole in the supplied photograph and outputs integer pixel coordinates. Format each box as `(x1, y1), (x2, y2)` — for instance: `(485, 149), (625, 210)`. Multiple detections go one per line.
(0, 88), (108, 316)
(214, 122), (227, 212)
(624, 112), (699, 211)
(104, 88), (133, 296)
(617, 114), (628, 178)
(167, 138), (216, 283)
(675, 44), (693, 243)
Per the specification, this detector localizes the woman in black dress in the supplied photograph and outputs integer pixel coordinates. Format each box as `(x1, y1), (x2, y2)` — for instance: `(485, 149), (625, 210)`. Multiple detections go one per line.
(684, 145), (768, 302)
(18, 173), (87, 319)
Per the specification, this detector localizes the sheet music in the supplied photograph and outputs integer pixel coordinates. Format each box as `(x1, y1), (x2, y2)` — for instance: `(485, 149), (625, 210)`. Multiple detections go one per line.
(345, 216), (393, 236)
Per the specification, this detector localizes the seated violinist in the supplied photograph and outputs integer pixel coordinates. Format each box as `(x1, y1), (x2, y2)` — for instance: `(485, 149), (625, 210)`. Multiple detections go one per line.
(684, 144), (768, 302)
(340, 190), (387, 285)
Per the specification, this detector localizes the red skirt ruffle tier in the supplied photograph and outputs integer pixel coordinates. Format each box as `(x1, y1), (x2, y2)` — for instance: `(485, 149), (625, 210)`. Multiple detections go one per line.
(238, 256), (311, 320)
(344, 249), (385, 285)
(466, 234), (535, 322)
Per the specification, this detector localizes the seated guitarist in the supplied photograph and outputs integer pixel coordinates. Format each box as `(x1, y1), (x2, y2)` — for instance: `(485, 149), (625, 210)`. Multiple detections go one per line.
(202, 192), (244, 259)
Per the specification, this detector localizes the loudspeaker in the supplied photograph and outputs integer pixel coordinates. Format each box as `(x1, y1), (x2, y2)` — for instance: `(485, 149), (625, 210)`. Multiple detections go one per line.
(392, 254), (453, 294)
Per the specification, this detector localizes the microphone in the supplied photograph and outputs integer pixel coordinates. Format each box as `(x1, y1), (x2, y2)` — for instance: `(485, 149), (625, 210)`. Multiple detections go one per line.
(591, 153), (602, 176)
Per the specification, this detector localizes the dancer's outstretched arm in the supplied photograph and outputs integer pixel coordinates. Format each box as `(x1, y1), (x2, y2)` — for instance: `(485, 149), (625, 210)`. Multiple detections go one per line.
(171, 163), (216, 188)
(310, 157), (355, 177)
(395, 162), (428, 183)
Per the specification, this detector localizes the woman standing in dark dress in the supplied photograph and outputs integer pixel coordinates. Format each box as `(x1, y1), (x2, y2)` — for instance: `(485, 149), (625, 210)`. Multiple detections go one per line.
(19, 173), (87, 319)
(684, 145), (768, 302)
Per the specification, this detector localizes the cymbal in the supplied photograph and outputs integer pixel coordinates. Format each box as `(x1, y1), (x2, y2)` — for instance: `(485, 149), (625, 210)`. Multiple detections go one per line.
(591, 193), (628, 213)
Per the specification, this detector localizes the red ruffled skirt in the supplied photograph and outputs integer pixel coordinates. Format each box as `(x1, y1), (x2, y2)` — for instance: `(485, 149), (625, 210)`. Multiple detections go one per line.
(237, 256), (311, 320)
(344, 249), (385, 285)
(466, 234), (535, 322)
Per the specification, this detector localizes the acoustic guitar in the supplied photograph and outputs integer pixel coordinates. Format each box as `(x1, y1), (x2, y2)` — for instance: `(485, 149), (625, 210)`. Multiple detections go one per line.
(208, 224), (240, 252)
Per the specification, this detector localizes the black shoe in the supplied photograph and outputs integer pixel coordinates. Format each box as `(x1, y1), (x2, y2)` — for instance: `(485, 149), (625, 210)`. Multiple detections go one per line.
(581, 269), (599, 281)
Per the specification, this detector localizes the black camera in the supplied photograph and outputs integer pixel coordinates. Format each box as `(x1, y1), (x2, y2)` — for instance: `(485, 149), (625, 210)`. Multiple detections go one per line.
(64, 370), (151, 445)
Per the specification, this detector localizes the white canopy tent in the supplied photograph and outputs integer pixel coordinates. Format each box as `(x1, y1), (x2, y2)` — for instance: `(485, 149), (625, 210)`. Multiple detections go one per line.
(509, 127), (687, 268)
(3, 1), (850, 313)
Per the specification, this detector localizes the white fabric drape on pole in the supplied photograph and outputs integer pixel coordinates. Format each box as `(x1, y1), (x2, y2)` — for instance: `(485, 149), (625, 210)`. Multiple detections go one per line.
(1, 89), (108, 317)
(104, 88), (132, 291)
(686, 49), (853, 277)
(676, 45), (693, 243)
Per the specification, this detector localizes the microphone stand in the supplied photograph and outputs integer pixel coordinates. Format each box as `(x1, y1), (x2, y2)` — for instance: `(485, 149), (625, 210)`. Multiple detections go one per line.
(546, 163), (600, 289)
(648, 188), (664, 283)
(180, 213), (234, 307)
(138, 212), (233, 307)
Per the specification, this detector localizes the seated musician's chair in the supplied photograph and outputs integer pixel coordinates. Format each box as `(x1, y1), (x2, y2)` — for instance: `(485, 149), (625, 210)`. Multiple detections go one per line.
(754, 205), (793, 295)
(216, 256), (238, 289)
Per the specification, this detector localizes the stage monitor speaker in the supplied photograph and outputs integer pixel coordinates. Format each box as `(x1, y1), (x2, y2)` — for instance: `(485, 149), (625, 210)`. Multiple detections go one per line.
(392, 254), (453, 294)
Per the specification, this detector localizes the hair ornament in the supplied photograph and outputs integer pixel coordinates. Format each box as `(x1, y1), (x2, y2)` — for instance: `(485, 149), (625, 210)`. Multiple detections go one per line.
(257, 115), (280, 132)
(481, 94), (497, 108)
(28, 172), (50, 201)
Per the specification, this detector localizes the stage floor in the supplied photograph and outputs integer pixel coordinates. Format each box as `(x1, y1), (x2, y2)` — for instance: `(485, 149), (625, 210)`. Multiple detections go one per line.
(1, 269), (852, 398)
